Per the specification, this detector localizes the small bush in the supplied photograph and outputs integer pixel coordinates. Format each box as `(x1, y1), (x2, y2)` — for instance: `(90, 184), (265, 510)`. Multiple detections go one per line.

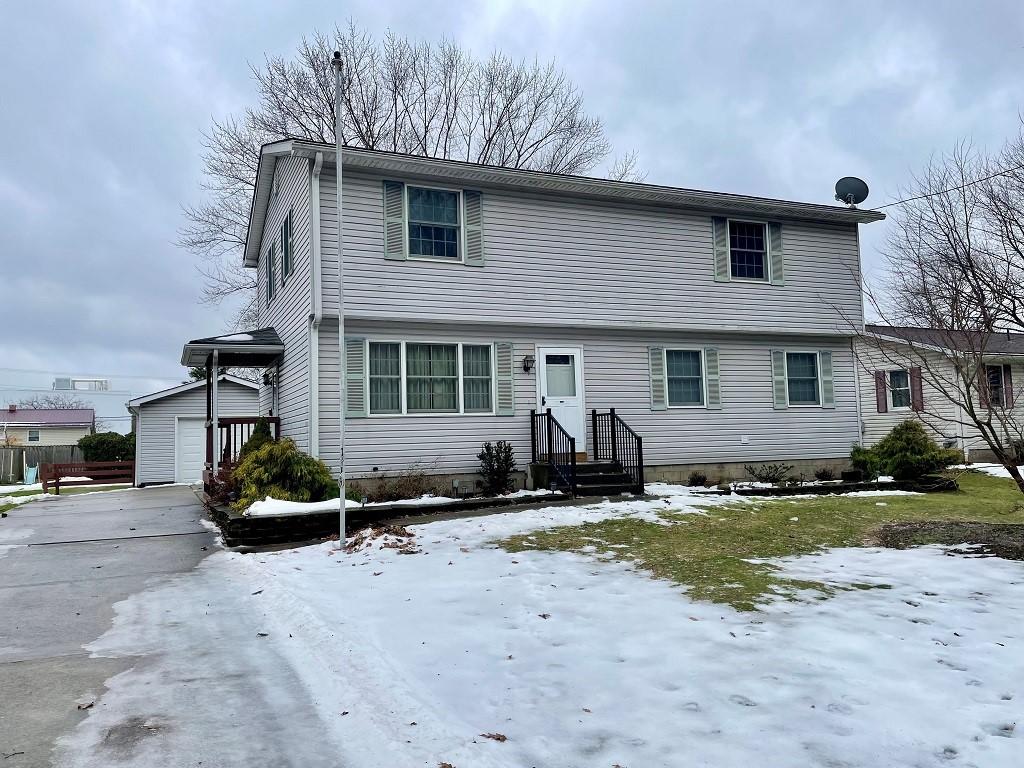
(744, 463), (794, 484)
(207, 468), (238, 506)
(232, 438), (337, 510)
(478, 440), (517, 496)
(687, 470), (708, 487)
(238, 418), (273, 463)
(78, 432), (135, 462)
(872, 421), (959, 482)
(362, 469), (442, 503)
(813, 467), (836, 482)
(850, 444), (880, 481)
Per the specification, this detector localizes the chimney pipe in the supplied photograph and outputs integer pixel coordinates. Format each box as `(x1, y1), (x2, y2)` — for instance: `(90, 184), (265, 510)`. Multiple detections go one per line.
(7, 405), (15, 413)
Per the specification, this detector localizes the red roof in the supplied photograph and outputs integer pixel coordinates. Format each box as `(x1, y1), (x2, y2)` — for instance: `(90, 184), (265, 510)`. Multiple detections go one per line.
(1, 407), (95, 426)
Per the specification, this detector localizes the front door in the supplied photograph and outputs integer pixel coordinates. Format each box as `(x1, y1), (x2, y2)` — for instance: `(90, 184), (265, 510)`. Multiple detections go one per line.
(537, 347), (585, 453)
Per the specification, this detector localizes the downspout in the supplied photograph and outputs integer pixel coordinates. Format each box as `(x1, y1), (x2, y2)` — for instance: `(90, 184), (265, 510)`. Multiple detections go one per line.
(309, 151), (324, 457)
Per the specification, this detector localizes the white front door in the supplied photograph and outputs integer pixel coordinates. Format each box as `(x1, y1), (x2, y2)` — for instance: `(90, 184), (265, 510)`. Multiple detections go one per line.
(537, 347), (585, 452)
(175, 417), (206, 483)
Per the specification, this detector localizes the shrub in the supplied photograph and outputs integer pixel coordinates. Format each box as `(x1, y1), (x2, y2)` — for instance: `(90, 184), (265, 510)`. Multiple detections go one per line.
(78, 431), (135, 462)
(687, 470), (708, 487)
(813, 467), (836, 482)
(872, 421), (959, 482)
(850, 444), (880, 481)
(207, 467), (238, 506)
(478, 440), (517, 496)
(744, 463), (794, 484)
(232, 438), (337, 510)
(362, 469), (442, 503)
(237, 418), (273, 463)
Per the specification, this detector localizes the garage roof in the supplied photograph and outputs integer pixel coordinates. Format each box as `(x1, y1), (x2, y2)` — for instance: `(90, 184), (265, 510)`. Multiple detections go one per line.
(128, 374), (258, 408)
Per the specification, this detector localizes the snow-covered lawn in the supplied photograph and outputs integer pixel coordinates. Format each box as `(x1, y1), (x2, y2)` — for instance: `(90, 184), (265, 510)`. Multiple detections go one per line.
(214, 491), (1023, 767)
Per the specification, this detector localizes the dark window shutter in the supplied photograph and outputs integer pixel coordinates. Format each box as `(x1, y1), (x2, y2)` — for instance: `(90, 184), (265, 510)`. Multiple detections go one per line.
(874, 371), (887, 413)
(909, 367), (924, 411)
(495, 341), (515, 415)
(768, 222), (785, 285)
(1004, 364), (1015, 408)
(712, 217), (730, 282)
(383, 181), (406, 260)
(464, 191), (485, 266)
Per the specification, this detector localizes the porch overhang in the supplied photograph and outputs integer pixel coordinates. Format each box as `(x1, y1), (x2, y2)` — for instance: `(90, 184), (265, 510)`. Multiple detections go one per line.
(180, 327), (284, 368)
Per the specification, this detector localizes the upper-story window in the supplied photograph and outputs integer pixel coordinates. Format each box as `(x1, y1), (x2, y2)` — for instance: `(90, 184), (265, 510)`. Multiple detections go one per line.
(889, 370), (911, 409)
(266, 242), (276, 303)
(408, 187), (461, 260)
(729, 221), (767, 281)
(280, 209), (293, 281)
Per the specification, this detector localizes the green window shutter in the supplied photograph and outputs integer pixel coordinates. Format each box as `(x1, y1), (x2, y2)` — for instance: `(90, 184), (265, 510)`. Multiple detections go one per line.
(383, 181), (406, 260)
(712, 217), (730, 282)
(819, 350), (835, 408)
(464, 190), (485, 267)
(768, 222), (784, 286)
(771, 349), (788, 410)
(495, 341), (515, 415)
(704, 347), (722, 409)
(649, 346), (667, 410)
(344, 337), (367, 417)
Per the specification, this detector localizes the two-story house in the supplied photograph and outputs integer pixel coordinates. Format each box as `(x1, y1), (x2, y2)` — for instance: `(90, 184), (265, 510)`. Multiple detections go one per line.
(182, 140), (884, 490)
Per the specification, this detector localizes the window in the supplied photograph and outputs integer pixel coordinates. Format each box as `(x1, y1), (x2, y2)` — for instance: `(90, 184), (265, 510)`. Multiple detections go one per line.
(462, 345), (493, 412)
(665, 350), (704, 406)
(986, 365), (1005, 408)
(406, 343), (459, 413)
(281, 210), (293, 280)
(729, 221), (767, 280)
(369, 342), (401, 414)
(889, 370), (911, 409)
(408, 187), (460, 260)
(28, 429), (39, 443)
(266, 242), (276, 303)
(544, 354), (577, 397)
(786, 352), (820, 405)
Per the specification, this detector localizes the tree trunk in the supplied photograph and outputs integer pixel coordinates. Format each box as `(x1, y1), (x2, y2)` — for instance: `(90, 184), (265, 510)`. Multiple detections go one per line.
(1001, 459), (1024, 495)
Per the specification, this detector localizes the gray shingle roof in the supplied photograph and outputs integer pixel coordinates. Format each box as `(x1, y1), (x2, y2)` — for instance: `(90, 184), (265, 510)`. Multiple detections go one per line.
(866, 324), (1024, 355)
(1, 408), (95, 426)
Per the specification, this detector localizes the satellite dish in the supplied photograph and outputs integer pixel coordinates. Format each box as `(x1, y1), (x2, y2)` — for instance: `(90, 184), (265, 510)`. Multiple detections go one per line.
(835, 177), (869, 207)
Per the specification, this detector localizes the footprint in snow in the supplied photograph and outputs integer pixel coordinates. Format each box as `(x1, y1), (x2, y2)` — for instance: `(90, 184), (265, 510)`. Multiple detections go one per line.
(729, 694), (757, 707)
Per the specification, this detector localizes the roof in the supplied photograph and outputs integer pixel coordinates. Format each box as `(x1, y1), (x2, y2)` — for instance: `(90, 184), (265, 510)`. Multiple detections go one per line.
(865, 324), (1024, 356)
(127, 374), (259, 409)
(180, 327), (284, 367)
(243, 139), (886, 267)
(0, 408), (95, 427)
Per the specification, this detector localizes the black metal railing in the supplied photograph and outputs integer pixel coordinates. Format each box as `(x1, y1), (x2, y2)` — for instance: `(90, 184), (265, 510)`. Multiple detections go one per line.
(591, 408), (644, 494)
(530, 408), (577, 495)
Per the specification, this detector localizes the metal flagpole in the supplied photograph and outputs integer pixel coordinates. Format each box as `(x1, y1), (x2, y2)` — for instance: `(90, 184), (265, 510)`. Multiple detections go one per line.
(332, 51), (347, 548)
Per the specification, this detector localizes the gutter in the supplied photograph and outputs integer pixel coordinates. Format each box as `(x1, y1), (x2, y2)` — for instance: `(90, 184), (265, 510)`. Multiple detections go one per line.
(309, 151), (324, 457)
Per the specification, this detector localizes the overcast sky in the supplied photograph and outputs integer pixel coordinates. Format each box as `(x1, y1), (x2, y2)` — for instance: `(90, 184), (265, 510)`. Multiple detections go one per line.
(2, 0), (1022, 396)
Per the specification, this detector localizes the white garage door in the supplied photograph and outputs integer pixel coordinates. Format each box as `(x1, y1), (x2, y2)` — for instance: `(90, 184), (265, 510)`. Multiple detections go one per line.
(175, 417), (206, 483)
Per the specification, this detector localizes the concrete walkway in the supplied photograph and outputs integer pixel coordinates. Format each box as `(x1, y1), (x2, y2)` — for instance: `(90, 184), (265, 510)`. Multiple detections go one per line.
(0, 486), (341, 767)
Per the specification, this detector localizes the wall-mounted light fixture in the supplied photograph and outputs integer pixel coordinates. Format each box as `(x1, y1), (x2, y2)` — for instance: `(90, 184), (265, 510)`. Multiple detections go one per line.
(522, 355), (536, 373)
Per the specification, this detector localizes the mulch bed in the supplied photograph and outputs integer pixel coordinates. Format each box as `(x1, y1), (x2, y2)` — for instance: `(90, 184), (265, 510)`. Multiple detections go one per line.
(877, 521), (1024, 561)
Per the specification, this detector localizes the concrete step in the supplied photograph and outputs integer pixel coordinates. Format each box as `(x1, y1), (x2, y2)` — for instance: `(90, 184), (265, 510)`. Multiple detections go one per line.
(574, 481), (638, 497)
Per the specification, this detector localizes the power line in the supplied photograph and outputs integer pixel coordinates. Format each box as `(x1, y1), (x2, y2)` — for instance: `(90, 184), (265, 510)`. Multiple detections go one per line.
(872, 161), (1024, 210)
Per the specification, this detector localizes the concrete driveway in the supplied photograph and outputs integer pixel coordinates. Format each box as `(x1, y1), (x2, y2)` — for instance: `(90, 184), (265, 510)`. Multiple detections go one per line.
(0, 486), (341, 768)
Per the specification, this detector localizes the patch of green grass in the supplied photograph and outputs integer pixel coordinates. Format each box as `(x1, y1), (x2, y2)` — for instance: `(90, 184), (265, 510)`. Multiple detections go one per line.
(2, 488), (44, 498)
(499, 472), (1024, 611)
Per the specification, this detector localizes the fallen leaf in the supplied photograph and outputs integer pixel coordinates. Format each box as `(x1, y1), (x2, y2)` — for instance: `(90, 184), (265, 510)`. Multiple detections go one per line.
(251, 589), (263, 595)
(77, 700), (95, 710)
(341, 711), (349, 716)
(257, 632), (268, 637)
(460, 547), (470, 553)
(582, 708), (591, 713)
(373, 572), (383, 576)
(439, 763), (455, 768)
(480, 732), (507, 742)
(538, 613), (551, 619)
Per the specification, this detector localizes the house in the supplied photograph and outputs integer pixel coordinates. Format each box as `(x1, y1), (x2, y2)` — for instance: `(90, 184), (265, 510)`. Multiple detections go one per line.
(857, 324), (1024, 460)
(0, 405), (94, 446)
(182, 141), (885, 491)
(127, 375), (259, 485)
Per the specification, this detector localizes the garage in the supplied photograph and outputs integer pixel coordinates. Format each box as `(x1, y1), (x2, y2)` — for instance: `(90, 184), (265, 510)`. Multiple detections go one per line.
(128, 375), (259, 486)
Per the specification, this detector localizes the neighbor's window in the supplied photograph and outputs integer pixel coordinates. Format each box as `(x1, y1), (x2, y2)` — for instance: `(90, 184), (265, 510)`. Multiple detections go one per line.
(729, 220), (767, 280)
(408, 187), (460, 259)
(368, 342), (401, 414)
(28, 429), (40, 443)
(786, 352), (820, 405)
(281, 209), (293, 280)
(462, 345), (493, 413)
(406, 343), (459, 412)
(666, 349), (704, 406)
(986, 365), (1006, 408)
(889, 369), (911, 409)
(266, 242), (276, 303)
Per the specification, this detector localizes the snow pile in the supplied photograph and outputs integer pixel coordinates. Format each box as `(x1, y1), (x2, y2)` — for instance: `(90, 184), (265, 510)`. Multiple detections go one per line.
(958, 463), (1024, 479)
(245, 488), (558, 517)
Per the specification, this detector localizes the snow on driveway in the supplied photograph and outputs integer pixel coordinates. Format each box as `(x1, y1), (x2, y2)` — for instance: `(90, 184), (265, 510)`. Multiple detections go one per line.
(62, 492), (1022, 767)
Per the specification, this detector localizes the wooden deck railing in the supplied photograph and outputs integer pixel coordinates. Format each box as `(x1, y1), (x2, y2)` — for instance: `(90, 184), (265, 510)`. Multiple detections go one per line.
(205, 416), (280, 467)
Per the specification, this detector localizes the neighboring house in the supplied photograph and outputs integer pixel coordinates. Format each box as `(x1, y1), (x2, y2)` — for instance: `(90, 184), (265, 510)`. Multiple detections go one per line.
(0, 405), (95, 446)
(857, 324), (1024, 459)
(128, 375), (259, 486)
(182, 141), (884, 487)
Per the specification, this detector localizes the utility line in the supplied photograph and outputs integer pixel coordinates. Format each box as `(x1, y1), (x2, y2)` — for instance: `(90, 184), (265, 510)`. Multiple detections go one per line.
(872, 162), (1024, 210)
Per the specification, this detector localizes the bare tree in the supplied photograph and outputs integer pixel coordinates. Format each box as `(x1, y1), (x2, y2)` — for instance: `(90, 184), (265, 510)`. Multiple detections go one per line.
(862, 137), (1024, 492)
(181, 23), (630, 328)
(17, 393), (90, 410)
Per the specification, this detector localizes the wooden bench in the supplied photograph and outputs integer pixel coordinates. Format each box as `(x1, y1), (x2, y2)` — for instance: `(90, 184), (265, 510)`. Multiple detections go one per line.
(40, 461), (135, 494)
